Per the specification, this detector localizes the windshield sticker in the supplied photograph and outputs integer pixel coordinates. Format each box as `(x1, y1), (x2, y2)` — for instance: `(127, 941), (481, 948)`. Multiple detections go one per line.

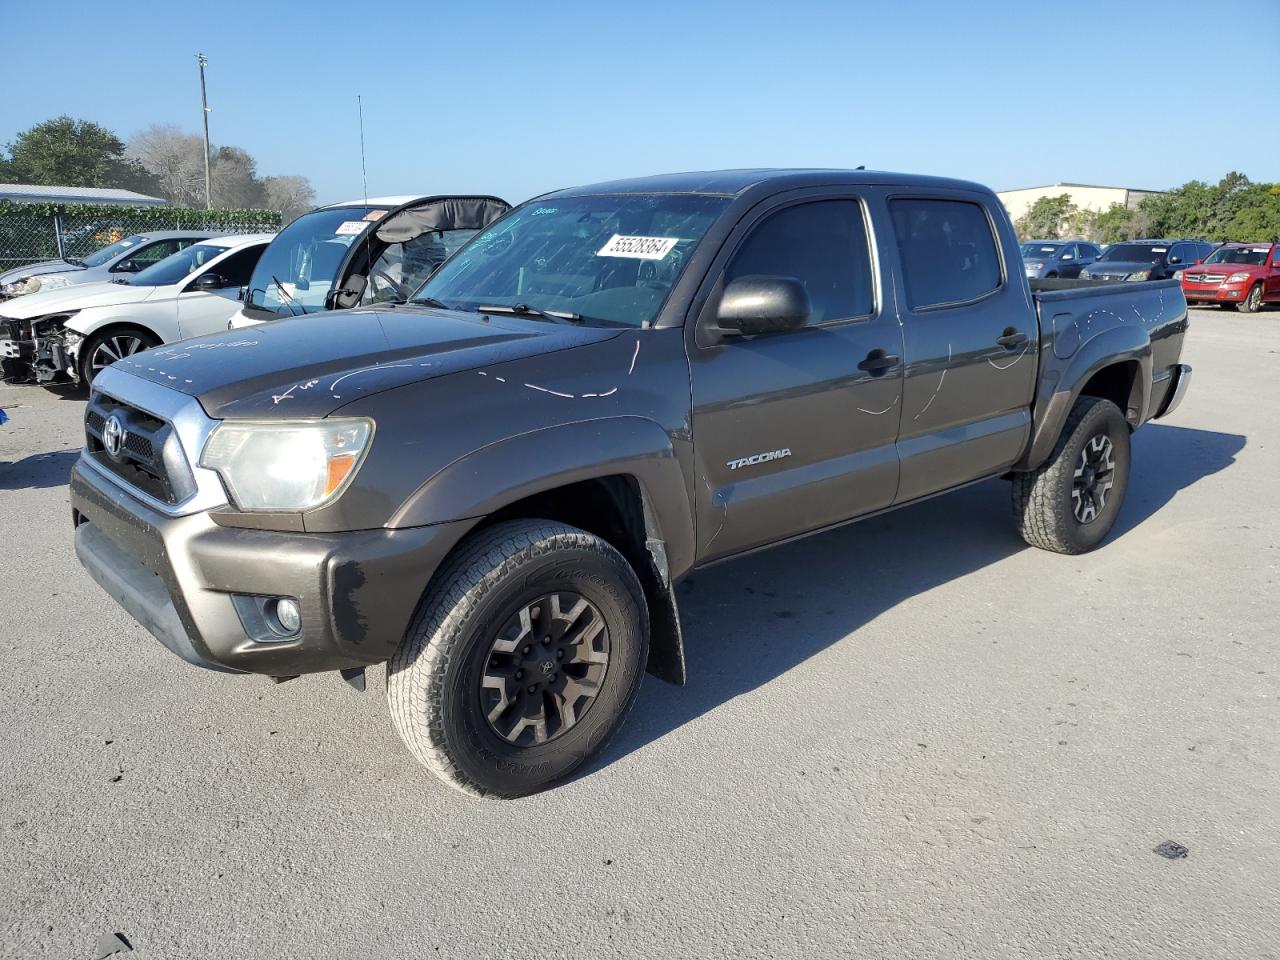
(362, 210), (389, 221)
(335, 221), (370, 236)
(120, 239), (137, 247)
(1151, 247), (1167, 253)
(597, 234), (679, 260)
(531, 207), (558, 216)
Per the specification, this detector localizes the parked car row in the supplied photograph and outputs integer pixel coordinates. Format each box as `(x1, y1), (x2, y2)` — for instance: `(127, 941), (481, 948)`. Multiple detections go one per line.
(1019, 235), (1280, 312)
(0, 193), (511, 386)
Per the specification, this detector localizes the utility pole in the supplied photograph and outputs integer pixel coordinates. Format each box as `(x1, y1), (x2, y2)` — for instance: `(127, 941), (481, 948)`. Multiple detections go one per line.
(196, 53), (212, 210)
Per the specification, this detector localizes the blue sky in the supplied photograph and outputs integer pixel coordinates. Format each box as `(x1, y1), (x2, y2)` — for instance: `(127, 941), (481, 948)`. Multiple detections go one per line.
(3, 0), (1277, 206)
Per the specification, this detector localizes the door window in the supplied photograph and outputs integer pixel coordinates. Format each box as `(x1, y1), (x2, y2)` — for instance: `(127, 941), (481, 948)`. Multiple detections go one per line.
(210, 246), (264, 287)
(889, 199), (1002, 309)
(130, 238), (191, 267)
(724, 200), (873, 324)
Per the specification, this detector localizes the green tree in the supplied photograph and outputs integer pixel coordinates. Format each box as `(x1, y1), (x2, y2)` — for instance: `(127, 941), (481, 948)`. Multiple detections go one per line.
(1015, 193), (1077, 240)
(1091, 203), (1141, 243)
(3, 116), (158, 194)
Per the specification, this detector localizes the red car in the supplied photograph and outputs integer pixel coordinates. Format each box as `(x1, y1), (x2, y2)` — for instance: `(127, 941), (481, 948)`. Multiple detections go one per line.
(1180, 242), (1280, 312)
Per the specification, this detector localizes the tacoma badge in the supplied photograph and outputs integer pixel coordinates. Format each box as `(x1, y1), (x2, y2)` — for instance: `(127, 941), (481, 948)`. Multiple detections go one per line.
(727, 448), (791, 471)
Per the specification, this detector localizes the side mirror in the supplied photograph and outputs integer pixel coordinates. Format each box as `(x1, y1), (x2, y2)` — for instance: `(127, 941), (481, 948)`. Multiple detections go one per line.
(1194, 259), (1204, 265)
(715, 276), (810, 337)
(1168, 257), (1181, 265)
(237, 285), (248, 302)
(328, 273), (367, 310)
(194, 273), (226, 292)
(1061, 254), (1074, 261)
(113, 259), (139, 273)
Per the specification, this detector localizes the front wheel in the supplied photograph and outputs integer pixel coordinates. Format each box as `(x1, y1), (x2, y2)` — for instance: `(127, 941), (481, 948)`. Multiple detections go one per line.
(78, 326), (159, 386)
(1237, 283), (1263, 314)
(387, 519), (649, 797)
(1011, 396), (1131, 554)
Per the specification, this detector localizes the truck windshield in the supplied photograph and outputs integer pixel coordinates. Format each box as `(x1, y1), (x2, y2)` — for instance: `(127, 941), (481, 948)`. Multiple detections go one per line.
(414, 194), (730, 328)
(128, 243), (227, 286)
(1203, 246), (1271, 266)
(246, 206), (387, 315)
(80, 235), (144, 268)
(1098, 243), (1166, 263)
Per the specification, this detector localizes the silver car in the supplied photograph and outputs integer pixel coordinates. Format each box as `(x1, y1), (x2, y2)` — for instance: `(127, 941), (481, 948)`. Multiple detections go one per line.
(0, 230), (217, 299)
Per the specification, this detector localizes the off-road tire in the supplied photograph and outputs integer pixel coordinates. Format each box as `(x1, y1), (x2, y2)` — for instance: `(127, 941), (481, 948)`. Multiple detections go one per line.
(1237, 283), (1263, 314)
(387, 519), (648, 798)
(1011, 396), (1131, 555)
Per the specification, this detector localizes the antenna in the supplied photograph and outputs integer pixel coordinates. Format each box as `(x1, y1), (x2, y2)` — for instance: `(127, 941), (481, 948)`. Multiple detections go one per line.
(196, 53), (212, 209)
(357, 94), (369, 205)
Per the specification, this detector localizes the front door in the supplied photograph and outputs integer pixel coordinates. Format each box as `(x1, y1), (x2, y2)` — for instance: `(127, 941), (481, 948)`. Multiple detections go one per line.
(886, 194), (1038, 503)
(690, 194), (904, 563)
(177, 246), (264, 339)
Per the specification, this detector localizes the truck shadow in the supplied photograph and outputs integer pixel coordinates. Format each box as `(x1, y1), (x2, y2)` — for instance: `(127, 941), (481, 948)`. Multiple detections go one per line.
(0, 449), (79, 490)
(596, 422), (1245, 773)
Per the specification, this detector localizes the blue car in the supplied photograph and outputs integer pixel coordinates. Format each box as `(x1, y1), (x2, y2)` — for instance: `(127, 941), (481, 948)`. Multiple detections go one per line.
(1020, 240), (1102, 279)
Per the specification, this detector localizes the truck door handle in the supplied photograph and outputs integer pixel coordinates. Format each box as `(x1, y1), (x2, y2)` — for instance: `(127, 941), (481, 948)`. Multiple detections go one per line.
(996, 329), (1027, 349)
(857, 349), (899, 374)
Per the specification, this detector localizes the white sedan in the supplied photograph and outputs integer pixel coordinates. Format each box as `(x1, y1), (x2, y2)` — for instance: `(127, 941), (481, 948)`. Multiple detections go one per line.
(0, 233), (273, 386)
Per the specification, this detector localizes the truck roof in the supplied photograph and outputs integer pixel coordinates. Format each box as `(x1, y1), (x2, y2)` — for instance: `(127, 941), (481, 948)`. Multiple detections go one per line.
(545, 168), (995, 198)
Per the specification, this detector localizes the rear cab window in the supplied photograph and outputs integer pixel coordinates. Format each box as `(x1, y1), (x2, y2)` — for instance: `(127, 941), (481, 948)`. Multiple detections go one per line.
(889, 198), (1002, 309)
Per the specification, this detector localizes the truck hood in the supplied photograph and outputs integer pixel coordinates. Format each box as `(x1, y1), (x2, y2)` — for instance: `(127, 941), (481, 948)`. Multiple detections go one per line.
(113, 306), (625, 419)
(0, 259), (81, 284)
(0, 280), (157, 319)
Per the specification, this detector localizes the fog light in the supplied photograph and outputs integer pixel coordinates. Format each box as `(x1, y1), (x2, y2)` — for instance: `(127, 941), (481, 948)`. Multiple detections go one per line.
(273, 598), (302, 634)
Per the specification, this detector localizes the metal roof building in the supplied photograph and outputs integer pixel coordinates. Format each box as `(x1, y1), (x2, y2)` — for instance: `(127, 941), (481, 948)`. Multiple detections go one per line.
(0, 183), (168, 207)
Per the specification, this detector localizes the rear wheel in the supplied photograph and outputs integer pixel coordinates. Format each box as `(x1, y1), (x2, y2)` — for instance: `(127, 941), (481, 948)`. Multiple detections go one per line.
(1011, 396), (1131, 554)
(78, 326), (159, 386)
(387, 519), (649, 797)
(1237, 283), (1263, 314)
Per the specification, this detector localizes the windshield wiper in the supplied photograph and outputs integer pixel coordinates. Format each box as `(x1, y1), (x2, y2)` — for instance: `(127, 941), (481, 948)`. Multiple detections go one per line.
(110, 276), (131, 285)
(476, 303), (583, 325)
(409, 296), (456, 310)
(272, 275), (303, 317)
(65, 258), (85, 267)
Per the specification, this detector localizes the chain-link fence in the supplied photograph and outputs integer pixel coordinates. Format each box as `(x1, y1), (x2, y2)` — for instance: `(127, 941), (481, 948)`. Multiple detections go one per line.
(0, 203), (281, 273)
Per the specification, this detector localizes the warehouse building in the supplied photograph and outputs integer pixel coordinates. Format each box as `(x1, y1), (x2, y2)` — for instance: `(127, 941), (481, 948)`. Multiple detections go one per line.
(0, 183), (167, 207)
(997, 183), (1164, 223)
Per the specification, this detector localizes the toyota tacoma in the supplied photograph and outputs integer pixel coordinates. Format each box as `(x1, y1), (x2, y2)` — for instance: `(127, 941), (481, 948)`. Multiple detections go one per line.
(69, 169), (1193, 797)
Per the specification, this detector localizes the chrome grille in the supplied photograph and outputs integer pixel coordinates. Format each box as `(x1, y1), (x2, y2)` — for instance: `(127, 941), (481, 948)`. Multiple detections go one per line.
(83, 392), (196, 505)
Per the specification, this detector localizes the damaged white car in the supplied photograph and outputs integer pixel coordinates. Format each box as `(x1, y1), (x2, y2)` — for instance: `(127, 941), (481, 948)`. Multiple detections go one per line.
(0, 233), (273, 386)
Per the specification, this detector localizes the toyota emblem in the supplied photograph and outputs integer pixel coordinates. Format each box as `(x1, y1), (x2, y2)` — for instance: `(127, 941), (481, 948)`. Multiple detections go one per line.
(102, 414), (126, 458)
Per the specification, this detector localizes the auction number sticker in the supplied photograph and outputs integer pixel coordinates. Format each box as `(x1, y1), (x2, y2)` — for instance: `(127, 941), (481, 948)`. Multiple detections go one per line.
(335, 221), (370, 236)
(597, 234), (679, 260)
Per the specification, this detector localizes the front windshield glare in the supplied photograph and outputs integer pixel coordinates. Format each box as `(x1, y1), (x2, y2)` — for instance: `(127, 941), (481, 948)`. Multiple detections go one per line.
(415, 194), (730, 328)
(80, 235), (143, 267)
(1099, 243), (1164, 262)
(130, 244), (226, 286)
(1205, 246), (1270, 266)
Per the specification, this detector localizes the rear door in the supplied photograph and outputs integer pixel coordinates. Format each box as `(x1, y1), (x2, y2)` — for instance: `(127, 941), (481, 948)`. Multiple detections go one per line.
(176, 245), (264, 338)
(886, 193), (1038, 503)
(690, 189), (904, 562)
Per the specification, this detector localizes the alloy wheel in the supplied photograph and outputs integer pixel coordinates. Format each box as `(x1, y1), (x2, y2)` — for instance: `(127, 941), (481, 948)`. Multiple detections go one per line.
(1072, 434), (1116, 524)
(90, 334), (149, 376)
(479, 592), (610, 746)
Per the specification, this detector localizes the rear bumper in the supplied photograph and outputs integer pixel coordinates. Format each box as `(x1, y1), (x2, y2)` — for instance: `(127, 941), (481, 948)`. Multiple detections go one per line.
(1154, 364), (1192, 419)
(70, 459), (474, 675)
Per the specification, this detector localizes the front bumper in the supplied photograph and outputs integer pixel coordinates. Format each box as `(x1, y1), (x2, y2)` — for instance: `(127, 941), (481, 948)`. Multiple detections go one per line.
(70, 459), (474, 675)
(1182, 284), (1247, 303)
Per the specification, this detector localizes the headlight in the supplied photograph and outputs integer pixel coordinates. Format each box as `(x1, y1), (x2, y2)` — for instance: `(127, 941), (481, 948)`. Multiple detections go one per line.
(1025, 261), (1044, 271)
(1226, 272), (1251, 284)
(200, 419), (373, 511)
(1173, 270), (1185, 280)
(1125, 270), (1151, 281)
(1078, 269), (1091, 279)
(2, 276), (41, 296)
